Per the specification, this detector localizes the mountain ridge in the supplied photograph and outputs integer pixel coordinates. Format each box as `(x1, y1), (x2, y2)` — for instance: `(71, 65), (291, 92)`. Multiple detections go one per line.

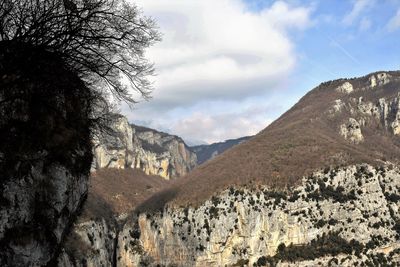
(153, 70), (400, 206)
(191, 136), (252, 164)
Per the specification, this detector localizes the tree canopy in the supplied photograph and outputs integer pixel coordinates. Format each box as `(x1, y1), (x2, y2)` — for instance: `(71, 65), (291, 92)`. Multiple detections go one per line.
(0, 0), (160, 104)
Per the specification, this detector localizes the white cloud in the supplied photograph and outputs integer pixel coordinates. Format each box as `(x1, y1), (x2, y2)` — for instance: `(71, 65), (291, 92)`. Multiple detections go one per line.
(121, 98), (285, 144)
(123, 0), (313, 142)
(387, 8), (400, 32)
(343, 0), (374, 26)
(168, 108), (273, 144)
(131, 0), (313, 107)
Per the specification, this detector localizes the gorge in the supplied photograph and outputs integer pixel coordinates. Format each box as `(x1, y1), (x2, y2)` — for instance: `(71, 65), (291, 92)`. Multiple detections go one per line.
(60, 71), (400, 266)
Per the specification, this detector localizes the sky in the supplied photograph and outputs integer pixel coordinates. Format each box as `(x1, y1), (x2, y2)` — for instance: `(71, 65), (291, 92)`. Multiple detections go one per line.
(122, 0), (400, 145)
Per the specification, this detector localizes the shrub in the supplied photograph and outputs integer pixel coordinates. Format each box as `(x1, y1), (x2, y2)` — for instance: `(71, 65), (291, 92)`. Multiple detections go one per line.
(254, 232), (364, 265)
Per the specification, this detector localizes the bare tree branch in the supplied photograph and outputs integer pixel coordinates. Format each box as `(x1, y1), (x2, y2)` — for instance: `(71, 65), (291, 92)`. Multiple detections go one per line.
(0, 0), (161, 105)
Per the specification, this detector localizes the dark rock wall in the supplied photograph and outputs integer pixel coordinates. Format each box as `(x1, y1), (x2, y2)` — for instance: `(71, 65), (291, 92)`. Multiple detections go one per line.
(0, 42), (92, 266)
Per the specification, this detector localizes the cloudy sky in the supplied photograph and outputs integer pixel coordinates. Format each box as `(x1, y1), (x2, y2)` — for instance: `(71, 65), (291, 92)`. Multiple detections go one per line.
(122, 0), (400, 145)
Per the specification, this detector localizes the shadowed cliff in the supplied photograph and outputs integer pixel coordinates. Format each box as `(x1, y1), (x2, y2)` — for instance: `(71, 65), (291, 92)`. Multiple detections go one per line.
(0, 42), (93, 266)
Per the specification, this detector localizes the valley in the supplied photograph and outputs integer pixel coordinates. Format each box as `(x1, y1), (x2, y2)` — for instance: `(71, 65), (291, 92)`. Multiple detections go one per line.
(58, 71), (400, 266)
(1, 2), (400, 265)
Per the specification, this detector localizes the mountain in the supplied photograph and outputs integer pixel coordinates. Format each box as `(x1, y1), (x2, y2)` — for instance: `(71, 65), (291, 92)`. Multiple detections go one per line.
(191, 136), (252, 164)
(92, 114), (197, 179)
(171, 71), (400, 205)
(58, 71), (400, 266)
(185, 138), (208, 147)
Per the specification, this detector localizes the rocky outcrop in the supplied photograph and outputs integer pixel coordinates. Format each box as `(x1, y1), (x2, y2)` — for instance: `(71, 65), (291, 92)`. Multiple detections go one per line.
(60, 164), (400, 266)
(369, 72), (391, 88)
(335, 81), (353, 94)
(132, 125), (197, 179)
(58, 218), (117, 267)
(92, 115), (197, 179)
(0, 43), (92, 266)
(329, 99), (345, 114)
(92, 115), (135, 170)
(191, 136), (251, 164)
(328, 72), (400, 143)
(339, 118), (364, 143)
(57, 168), (173, 267)
(0, 162), (89, 267)
(353, 95), (400, 135)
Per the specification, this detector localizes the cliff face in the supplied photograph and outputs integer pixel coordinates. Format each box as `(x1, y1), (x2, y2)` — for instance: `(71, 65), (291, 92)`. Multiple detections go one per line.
(330, 73), (400, 143)
(56, 168), (172, 267)
(0, 162), (89, 267)
(58, 218), (117, 267)
(119, 164), (400, 266)
(0, 43), (92, 266)
(92, 115), (135, 170)
(57, 164), (400, 266)
(93, 115), (197, 179)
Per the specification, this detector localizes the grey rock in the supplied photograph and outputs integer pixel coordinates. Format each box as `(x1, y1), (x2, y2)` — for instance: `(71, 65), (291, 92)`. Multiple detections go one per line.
(339, 118), (363, 143)
(93, 115), (197, 179)
(0, 160), (89, 266)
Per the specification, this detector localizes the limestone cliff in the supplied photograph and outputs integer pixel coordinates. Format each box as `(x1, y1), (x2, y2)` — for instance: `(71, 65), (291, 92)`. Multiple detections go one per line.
(93, 115), (197, 179)
(58, 218), (117, 267)
(92, 115), (135, 171)
(118, 164), (400, 266)
(0, 43), (92, 266)
(330, 72), (400, 143)
(58, 164), (400, 266)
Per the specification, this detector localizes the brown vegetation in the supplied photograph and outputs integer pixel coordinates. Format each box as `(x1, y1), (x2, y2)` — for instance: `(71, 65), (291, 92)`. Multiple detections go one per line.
(79, 169), (171, 220)
(158, 71), (400, 207)
(83, 71), (400, 211)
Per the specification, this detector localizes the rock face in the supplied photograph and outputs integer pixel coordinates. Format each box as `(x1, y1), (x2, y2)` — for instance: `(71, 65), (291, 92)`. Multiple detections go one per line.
(56, 168), (172, 267)
(132, 125), (197, 179)
(369, 72), (391, 88)
(339, 118), (364, 144)
(58, 218), (117, 267)
(191, 136), (251, 165)
(335, 81), (354, 94)
(330, 81), (400, 141)
(120, 165), (400, 266)
(0, 43), (92, 266)
(0, 163), (89, 267)
(92, 115), (135, 170)
(58, 164), (400, 266)
(92, 115), (197, 179)
(329, 73), (400, 144)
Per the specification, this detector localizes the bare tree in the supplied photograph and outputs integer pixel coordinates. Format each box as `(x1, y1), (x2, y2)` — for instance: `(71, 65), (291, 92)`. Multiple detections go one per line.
(0, 0), (160, 104)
